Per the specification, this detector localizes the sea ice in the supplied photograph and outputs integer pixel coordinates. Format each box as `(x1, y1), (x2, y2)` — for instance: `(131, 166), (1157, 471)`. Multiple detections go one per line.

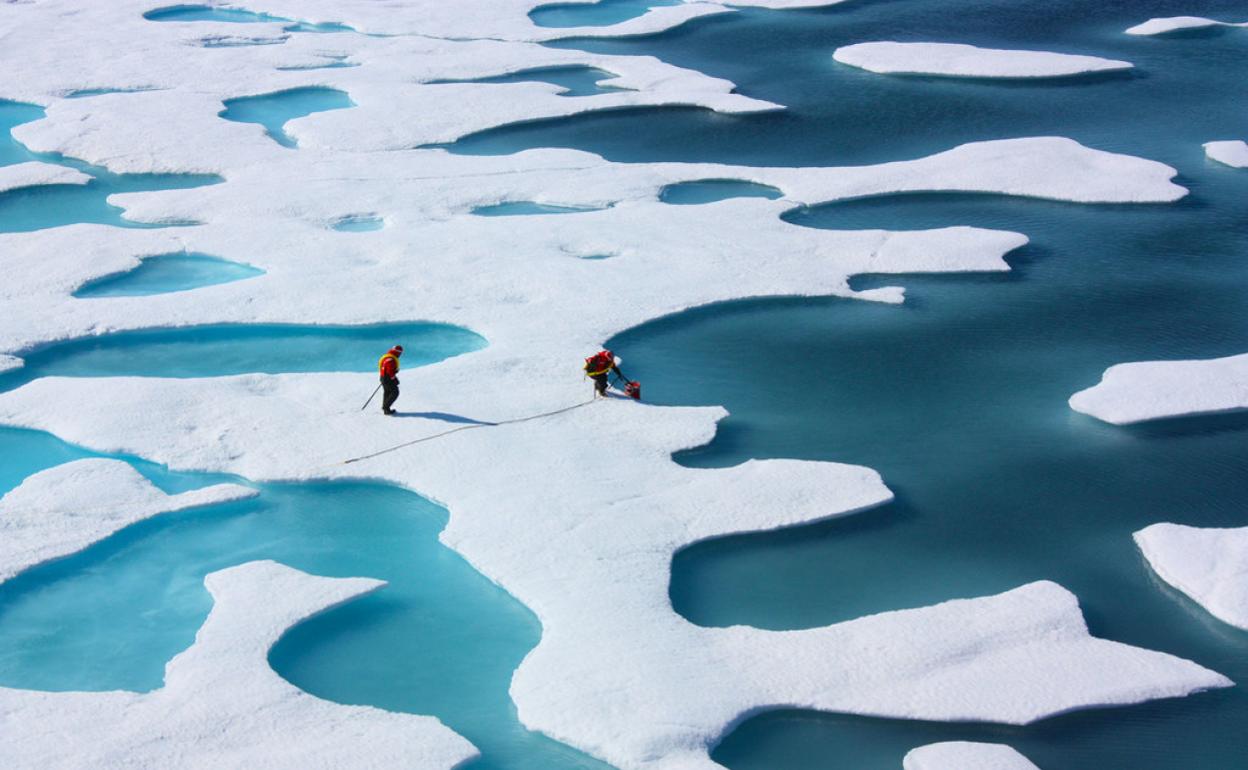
(1126, 16), (1248, 36)
(904, 741), (1040, 770)
(0, 458), (254, 583)
(0, 374), (1230, 769)
(1135, 523), (1248, 631)
(0, 560), (478, 768)
(0, 1), (1226, 767)
(834, 42), (1132, 78)
(0, 161), (91, 194)
(1069, 352), (1248, 424)
(1205, 140), (1248, 168)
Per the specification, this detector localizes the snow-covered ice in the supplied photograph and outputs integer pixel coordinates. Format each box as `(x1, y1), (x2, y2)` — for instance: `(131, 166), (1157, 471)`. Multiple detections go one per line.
(904, 741), (1040, 770)
(1135, 523), (1248, 631)
(0, 560), (478, 769)
(1069, 352), (1248, 424)
(0, 0), (1228, 767)
(0, 161), (91, 194)
(0, 374), (1231, 769)
(833, 42), (1132, 78)
(1205, 140), (1248, 168)
(0, 458), (255, 583)
(1126, 16), (1248, 36)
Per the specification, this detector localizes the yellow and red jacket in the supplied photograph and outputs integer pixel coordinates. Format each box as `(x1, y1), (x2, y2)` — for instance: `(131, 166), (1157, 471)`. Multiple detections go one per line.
(584, 350), (615, 377)
(379, 348), (401, 378)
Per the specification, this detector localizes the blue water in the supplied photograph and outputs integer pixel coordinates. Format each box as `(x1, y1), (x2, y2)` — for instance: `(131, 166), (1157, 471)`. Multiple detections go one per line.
(432, 67), (628, 98)
(219, 88), (355, 148)
(3, 2), (1248, 769)
(0, 322), (485, 394)
(65, 88), (160, 99)
(72, 253), (264, 297)
(529, 0), (683, 29)
(331, 214), (385, 232)
(472, 201), (603, 216)
(144, 5), (354, 33)
(0, 100), (219, 232)
(277, 55), (358, 71)
(659, 179), (782, 204)
(570, 1), (1248, 767)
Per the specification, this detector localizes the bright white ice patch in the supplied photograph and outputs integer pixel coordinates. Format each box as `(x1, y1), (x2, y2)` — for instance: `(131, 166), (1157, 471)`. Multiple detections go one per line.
(904, 741), (1040, 770)
(1205, 140), (1248, 168)
(1126, 16), (1248, 36)
(0, 560), (478, 768)
(834, 42), (1132, 78)
(1135, 523), (1248, 631)
(0, 161), (91, 194)
(1069, 352), (1248, 424)
(0, 458), (254, 583)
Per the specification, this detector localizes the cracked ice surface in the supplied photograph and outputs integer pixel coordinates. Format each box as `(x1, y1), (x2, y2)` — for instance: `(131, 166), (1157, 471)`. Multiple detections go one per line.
(1069, 352), (1248, 424)
(904, 742), (1040, 770)
(1135, 524), (1248, 631)
(0, 161), (91, 194)
(1205, 140), (1248, 168)
(833, 42), (1132, 78)
(0, 560), (479, 769)
(0, 0), (1229, 767)
(0, 458), (255, 583)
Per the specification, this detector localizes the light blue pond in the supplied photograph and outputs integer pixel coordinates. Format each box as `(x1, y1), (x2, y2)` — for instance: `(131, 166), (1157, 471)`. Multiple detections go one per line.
(659, 179), (782, 205)
(65, 88), (160, 99)
(0, 100), (220, 232)
(219, 87), (355, 148)
(277, 55), (358, 71)
(72, 253), (264, 297)
(433, 66), (627, 97)
(529, 0), (683, 29)
(331, 214), (384, 232)
(473, 201), (602, 216)
(144, 5), (354, 33)
(0, 322), (485, 394)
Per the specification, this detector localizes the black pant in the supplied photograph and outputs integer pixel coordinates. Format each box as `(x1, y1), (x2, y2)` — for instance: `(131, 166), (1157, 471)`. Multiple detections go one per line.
(381, 376), (399, 412)
(591, 373), (609, 396)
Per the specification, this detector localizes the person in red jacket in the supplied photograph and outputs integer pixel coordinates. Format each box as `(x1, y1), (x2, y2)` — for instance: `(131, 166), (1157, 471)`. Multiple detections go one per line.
(583, 349), (624, 399)
(378, 345), (403, 415)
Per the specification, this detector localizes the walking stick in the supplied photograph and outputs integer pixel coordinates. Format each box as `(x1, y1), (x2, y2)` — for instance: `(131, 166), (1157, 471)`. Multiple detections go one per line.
(361, 382), (383, 411)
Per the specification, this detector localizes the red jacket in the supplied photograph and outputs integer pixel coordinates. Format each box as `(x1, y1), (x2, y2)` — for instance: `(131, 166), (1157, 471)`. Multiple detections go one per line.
(379, 349), (401, 378)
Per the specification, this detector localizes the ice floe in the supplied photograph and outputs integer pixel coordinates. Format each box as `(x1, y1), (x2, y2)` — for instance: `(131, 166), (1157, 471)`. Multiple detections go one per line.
(0, 458), (254, 582)
(834, 42), (1132, 78)
(0, 375), (1231, 769)
(1205, 140), (1248, 168)
(1126, 16), (1248, 36)
(0, 560), (478, 768)
(1135, 524), (1248, 631)
(1069, 352), (1248, 424)
(0, 0), (1223, 767)
(904, 741), (1040, 770)
(0, 160), (91, 194)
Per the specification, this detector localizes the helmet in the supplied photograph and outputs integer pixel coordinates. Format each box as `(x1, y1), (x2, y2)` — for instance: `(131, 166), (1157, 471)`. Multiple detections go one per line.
(392, 345), (404, 355)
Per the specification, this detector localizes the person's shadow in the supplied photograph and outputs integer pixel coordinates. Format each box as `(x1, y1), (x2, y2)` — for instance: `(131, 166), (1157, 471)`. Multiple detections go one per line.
(391, 411), (497, 426)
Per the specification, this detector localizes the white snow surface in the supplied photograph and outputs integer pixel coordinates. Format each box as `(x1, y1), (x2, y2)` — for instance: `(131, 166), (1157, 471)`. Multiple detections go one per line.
(0, 375), (1232, 769)
(0, 458), (254, 583)
(1126, 16), (1248, 36)
(834, 42), (1132, 78)
(0, 1), (1224, 768)
(0, 560), (478, 769)
(1205, 140), (1248, 168)
(1135, 523), (1248, 631)
(904, 742), (1040, 770)
(0, 161), (91, 194)
(1069, 352), (1248, 424)
(0, 355), (21, 375)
